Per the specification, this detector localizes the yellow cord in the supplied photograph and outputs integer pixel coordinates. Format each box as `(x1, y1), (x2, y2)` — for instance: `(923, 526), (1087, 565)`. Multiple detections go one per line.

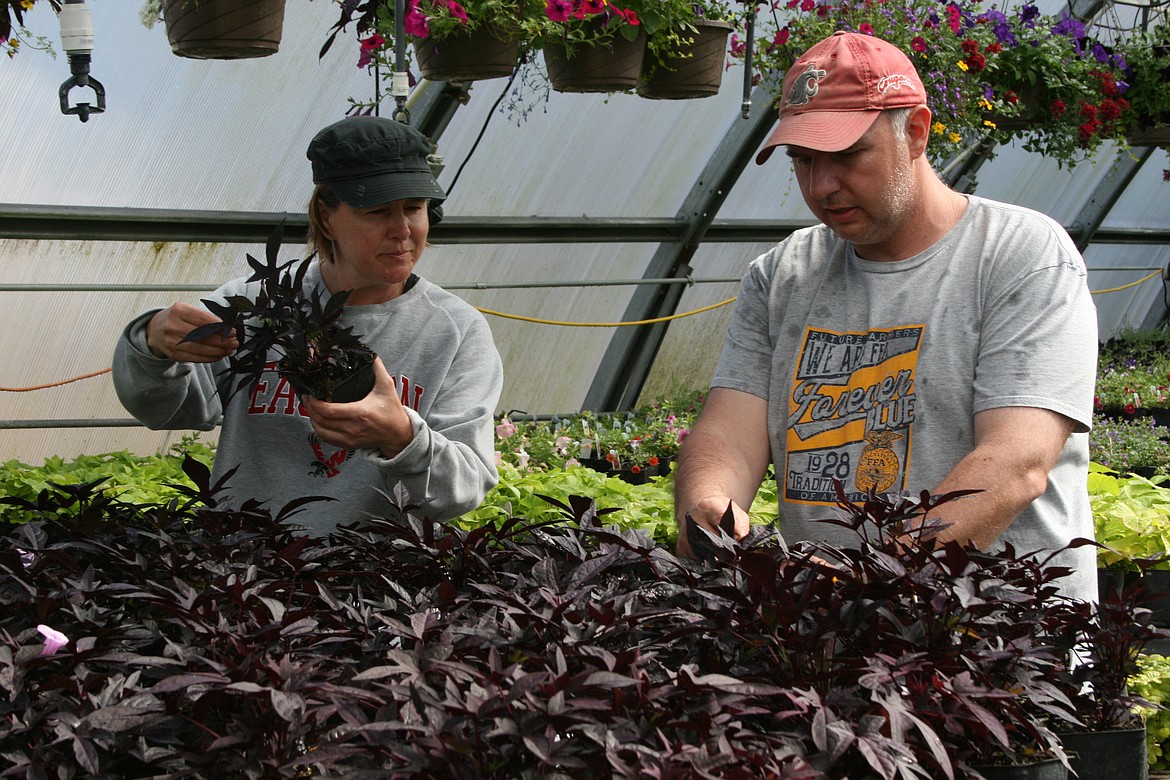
(2, 268), (1165, 393)
(474, 296), (739, 327)
(1090, 269), (1163, 295)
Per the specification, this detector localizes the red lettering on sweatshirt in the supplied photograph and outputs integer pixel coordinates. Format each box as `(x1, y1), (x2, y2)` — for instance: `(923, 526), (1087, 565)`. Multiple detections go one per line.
(391, 376), (425, 412)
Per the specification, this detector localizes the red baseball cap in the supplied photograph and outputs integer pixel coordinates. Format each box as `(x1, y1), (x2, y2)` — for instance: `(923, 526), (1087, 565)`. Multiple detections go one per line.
(756, 31), (927, 164)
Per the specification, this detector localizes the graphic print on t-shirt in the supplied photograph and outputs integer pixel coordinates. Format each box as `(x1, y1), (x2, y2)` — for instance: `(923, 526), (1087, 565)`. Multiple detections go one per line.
(785, 325), (923, 505)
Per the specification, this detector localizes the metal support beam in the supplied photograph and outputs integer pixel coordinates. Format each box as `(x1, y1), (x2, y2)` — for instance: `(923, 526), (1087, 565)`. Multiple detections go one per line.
(581, 78), (785, 412)
(1067, 146), (1157, 252)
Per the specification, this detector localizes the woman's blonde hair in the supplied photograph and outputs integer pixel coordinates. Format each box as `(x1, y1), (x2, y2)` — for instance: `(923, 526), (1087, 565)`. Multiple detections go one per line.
(306, 183), (341, 264)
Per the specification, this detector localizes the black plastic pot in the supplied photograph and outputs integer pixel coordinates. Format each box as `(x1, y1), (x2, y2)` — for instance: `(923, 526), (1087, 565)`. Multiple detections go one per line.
(1057, 725), (1148, 780)
(284, 354), (376, 404)
(968, 758), (1068, 780)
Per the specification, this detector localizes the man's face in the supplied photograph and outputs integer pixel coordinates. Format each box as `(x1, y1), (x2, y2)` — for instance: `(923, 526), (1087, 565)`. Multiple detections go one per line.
(785, 112), (917, 262)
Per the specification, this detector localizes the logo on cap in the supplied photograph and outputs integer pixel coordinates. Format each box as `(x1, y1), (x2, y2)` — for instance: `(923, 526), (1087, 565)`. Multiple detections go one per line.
(785, 63), (828, 107)
(877, 74), (916, 94)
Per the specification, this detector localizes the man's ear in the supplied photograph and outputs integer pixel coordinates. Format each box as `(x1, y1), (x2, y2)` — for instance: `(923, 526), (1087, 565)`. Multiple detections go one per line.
(907, 104), (933, 160)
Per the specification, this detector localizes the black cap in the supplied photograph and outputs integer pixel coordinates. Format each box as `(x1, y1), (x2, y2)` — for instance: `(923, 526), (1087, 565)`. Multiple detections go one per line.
(307, 116), (446, 208)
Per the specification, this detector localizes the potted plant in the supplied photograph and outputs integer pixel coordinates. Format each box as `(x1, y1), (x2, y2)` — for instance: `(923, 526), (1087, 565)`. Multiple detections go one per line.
(1095, 327), (1170, 423)
(1043, 579), (1168, 780)
(140, 0), (287, 60)
(535, 0), (647, 93)
(732, 0), (1134, 169)
(1120, 20), (1170, 146)
(181, 225), (378, 404)
(636, 0), (739, 99)
(1089, 414), (1170, 479)
(323, 0), (543, 84)
(2, 0), (61, 58)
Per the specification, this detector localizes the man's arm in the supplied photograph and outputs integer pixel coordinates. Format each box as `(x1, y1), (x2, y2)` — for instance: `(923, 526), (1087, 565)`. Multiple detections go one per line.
(674, 387), (773, 558)
(920, 406), (1076, 548)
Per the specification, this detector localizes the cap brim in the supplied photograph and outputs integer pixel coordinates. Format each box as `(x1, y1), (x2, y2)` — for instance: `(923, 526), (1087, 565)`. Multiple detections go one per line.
(330, 172), (447, 208)
(756, 110), (883, 164)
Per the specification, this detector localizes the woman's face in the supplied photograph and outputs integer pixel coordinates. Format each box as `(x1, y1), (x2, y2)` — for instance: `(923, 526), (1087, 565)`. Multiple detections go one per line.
(319, 198), (429, 305)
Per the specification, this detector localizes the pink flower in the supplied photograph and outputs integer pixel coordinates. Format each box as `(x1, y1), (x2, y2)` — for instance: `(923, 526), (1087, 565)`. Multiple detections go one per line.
(546, 0), (572, 22)
(774, 27), (790, 46)
(496, 419), (517, 439)
(582, 0), (605, 13)
(446, 0), (469, 23)
(37, 624), (68, 655)
(859, 23), (874, 35)
(494, 451), (503, 467)
(404, 9), (430, 37)
(555, 435), (572, 454)
(800, 0), (815, 11)
(947, 3), (961, 33)
(565, 458), (580, 468)
(516, 448), (530, 470)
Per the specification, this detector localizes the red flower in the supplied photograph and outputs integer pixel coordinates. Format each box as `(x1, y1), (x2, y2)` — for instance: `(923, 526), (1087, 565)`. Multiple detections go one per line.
(985, 42), (1002, 54)
(581, 0), (605, 11)
(964, 52), (986, 71)
(774, 27), (790, 46)
(648, 456), (659, 466)
(357, 33), (385, 69)
(859, 23), (874, 35)
(1125, 403), (1137, 415)
(800, 0), (815, 10)
(961, 38), (980, 55)
(1099, 98), (1122, 122)
(1094, 395), (1103, 409)
(630, 465), (642, 474)
(1050, 100), (1067, 117)
(911, 36), (927, 52)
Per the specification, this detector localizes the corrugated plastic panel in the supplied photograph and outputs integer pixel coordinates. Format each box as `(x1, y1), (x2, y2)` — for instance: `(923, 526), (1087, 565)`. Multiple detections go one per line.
(2, 1), (1167, 466)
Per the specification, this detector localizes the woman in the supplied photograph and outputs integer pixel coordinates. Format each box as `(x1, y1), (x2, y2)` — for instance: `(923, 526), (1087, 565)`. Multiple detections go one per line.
(112, 116), (504, 536)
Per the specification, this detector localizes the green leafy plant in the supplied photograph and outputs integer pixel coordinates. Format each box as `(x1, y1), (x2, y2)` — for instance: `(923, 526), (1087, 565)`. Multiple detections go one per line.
(735, 0), (1134, 168)
(1119, 21), (1170, 136)
(0, 435), (214, 525)
(1131, 653), (1170, 770)
(1088, 464), (1170, 571)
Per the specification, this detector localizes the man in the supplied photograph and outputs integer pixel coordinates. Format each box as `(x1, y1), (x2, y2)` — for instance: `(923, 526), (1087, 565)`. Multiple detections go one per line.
(674, 31), (1098, 600)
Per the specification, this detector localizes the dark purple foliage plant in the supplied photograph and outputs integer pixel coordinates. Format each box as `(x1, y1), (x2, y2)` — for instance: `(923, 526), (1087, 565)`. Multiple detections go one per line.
(1, 466), (1163, 778)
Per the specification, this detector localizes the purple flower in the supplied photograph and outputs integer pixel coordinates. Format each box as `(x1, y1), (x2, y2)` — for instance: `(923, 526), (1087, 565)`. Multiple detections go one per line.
(37, 625), (68, 655)
(1018, 3), (1040, 28)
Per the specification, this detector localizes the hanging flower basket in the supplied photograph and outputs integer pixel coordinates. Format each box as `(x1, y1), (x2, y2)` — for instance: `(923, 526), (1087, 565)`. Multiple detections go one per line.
(163, 0), (286, 60)
(413, 26), (521, 82)
(543, 26), (646, 93)
(637, 19), (733, 100)
(1127, 123), (1170, 147)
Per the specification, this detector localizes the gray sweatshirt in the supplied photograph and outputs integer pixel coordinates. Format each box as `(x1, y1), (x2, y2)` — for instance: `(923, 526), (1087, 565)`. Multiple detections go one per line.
(113, 260), (503, 536)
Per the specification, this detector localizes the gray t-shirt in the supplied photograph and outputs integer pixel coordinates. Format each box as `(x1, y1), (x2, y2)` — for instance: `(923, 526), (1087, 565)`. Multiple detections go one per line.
(713, 195), (1099, 600)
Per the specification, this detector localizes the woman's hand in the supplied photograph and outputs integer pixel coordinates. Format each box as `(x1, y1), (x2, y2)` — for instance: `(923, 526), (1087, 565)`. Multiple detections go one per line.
(300, 358), (414, 458)
(146, 303), (238, 362)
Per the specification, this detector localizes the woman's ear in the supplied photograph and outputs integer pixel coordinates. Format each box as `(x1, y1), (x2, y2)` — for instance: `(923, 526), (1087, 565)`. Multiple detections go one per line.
(317, 200), (336, 241)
